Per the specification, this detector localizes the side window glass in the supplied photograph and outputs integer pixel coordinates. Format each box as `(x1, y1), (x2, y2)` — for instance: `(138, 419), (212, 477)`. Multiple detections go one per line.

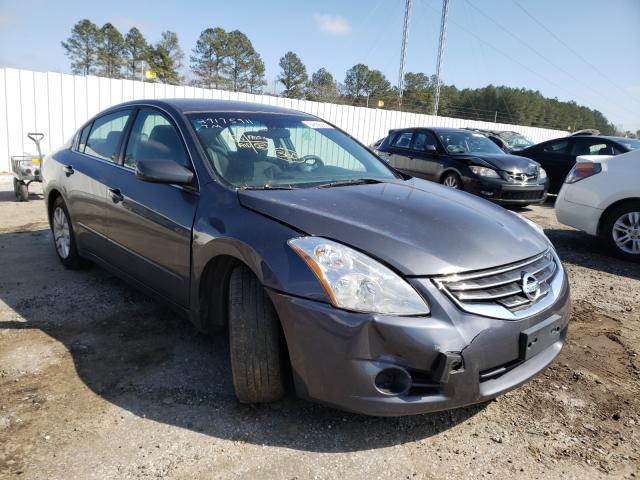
(543, 140), (569, 154)
(570, 139), (605, 156)
(77, 123), (92, 152)
(413, 131), (438, 151)
(85, 110), (131, 162)
(588, 143), (611, 155)
(390, 132), (413, 149)
(124, 109), (189, 169)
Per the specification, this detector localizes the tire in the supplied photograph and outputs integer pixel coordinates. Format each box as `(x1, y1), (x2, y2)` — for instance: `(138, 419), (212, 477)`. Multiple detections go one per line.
(228, 264), (286, 403)
(441, 172), (463, 190)
(601, 201), (640, 263)
(16, 181), (28, 202)
(50, 196), (84, 269)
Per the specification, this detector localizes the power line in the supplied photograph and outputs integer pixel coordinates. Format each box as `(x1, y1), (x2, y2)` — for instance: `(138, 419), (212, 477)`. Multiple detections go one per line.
(511, 0), (640, 106)
(465, 0), (638, 123)
(420, 0), (632, 126)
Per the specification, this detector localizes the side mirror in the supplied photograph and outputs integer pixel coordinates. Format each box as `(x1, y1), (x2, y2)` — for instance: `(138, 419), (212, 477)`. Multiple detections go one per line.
(135, 159), (194, 185)
(424, 144), (437, 152)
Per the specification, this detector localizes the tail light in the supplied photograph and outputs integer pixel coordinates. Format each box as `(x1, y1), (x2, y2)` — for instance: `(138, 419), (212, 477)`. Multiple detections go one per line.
(565, 162), (601, 183)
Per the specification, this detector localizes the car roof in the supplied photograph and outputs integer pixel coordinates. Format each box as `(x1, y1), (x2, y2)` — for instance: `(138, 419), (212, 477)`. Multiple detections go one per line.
(390, 127), (473, 134)
(105, 98), (312, 116)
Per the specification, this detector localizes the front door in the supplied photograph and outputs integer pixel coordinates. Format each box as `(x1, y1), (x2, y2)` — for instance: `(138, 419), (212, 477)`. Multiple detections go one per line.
(104, 107), (198, 307)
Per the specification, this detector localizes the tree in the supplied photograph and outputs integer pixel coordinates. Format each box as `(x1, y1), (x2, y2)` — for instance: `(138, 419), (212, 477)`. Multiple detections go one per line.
(363, 69), (391, 100)
(402, 72), (433, 112)
(190, 27), (229, 89)
(96, 23), (126, 78)
(124, 27), (149, 80)
(226, 30), (256, 92)
(307, 68), (338, 102)
(278, 51), (308, 99)
(148, 31), (184, 85)
(343, 64), (391, 106)
(343, 64), (370, 98)
(246, 54), (267, 94)
(61, 19), (101, 75)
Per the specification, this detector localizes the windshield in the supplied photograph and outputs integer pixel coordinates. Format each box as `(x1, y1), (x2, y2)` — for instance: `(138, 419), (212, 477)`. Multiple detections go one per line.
(437, 131), (505, 154)
(504, 134), (534, 150)
(188, 113), (398, 188)
(617, 138), (640, 151)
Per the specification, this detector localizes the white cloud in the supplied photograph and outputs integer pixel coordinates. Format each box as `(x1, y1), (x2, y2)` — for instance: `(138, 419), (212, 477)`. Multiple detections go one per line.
(313, 13), (351, 36)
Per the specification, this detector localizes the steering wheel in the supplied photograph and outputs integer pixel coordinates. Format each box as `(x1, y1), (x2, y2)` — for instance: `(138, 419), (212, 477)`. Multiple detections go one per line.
(298, 155), (324, 171)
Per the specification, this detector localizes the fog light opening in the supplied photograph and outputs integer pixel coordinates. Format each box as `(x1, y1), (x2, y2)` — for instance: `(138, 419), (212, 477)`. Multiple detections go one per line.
(480, 190), (495, 197)
(374, 367), (412, 396)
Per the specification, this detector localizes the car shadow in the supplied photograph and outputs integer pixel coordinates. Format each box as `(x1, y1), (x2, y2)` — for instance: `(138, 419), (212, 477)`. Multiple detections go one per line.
(0, 228), (485, 453)
(543, 227), (640, 281)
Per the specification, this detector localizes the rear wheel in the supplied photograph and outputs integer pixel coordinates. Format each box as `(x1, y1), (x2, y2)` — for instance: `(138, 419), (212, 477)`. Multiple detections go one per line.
(51, 196), (84, 269)
(15, 180), (28, 201)
(228, 264), (286, 403)
(602, 201), (640, 262)
(441, 172), (462, 190)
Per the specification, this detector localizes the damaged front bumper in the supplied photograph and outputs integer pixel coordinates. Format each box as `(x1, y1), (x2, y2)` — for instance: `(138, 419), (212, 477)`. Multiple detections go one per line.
(270, 274), (570, 416)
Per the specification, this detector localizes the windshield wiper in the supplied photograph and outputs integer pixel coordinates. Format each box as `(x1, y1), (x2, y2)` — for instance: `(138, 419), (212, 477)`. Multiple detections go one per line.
(315, 178), (384, 189)
(239, 184), (298, 190)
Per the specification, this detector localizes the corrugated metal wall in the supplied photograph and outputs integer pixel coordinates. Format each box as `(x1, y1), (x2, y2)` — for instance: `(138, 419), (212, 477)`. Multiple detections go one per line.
(0, 67), (568, 172)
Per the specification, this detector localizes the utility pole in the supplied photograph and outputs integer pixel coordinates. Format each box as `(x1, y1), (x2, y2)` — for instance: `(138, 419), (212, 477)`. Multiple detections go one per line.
(432, 0), (451, 116)
(397, 0), (413, 110)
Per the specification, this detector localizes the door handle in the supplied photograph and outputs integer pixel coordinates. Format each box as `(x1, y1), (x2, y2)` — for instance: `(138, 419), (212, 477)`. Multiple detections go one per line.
(108, 187), (124, 203)
(63, 165), (74, 176)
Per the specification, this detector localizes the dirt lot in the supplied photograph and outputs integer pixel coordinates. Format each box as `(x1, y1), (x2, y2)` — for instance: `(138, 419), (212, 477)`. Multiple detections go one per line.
(0, 177), (638, 479)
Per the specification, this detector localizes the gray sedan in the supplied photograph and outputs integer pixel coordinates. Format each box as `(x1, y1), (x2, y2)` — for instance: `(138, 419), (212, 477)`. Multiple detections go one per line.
(42, 99), (570, 416)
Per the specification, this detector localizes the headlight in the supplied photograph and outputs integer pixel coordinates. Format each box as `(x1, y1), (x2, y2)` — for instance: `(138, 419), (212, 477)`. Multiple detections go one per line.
(469, 165), (500, 178)
(538, 167), (547, 180)
(288, 237), (429, 315)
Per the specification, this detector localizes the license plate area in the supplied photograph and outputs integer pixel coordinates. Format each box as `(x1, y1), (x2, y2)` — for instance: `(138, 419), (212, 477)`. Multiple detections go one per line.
(519, 315), (564, 361)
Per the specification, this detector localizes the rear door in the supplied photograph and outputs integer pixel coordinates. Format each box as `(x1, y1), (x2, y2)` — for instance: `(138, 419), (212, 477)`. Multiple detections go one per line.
(104, 107), (199, 307)
(534, 138), (572, 192)
(410, 129), (442, 181)
(385, 130), (416, 174)
(65, 109), (133, 258)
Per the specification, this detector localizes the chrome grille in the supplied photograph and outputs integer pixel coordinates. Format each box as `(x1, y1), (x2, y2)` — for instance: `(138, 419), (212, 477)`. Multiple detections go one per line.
(504, 171), (538, 183)
(434, 249), (558, 318)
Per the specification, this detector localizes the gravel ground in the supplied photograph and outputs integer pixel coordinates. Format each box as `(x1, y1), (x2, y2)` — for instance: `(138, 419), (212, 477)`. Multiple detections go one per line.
(0, 177), (638, 479)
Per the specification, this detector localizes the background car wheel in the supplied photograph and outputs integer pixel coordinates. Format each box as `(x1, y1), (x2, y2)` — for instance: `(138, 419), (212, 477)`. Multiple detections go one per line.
(228, 264), (286, 404)
(602, 201), (640, 262)
(51, 196), (84, 269)
(16, 181), (28, 201)
(441, 172), (462, 190)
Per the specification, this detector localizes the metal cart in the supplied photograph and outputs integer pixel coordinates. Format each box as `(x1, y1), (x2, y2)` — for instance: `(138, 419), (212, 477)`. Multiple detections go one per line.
(11, 133), (44, 202)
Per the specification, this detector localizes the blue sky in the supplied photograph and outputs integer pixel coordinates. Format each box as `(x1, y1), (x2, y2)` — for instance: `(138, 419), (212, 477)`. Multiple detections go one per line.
(1, 0), (639, 130)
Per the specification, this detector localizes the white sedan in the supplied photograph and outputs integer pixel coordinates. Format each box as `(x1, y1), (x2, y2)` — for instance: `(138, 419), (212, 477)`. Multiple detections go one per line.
(556, 149), (640, 261)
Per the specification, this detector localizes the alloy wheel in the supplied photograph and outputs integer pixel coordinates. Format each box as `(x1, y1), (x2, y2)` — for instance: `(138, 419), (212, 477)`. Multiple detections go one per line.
(612, 211), (640, 254)
(53, 206), (71, 259)
(443, 174), (460, 189)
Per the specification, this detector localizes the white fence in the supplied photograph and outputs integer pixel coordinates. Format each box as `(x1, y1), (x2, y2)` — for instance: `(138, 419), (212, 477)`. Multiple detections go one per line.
(0, 67), (567, 172)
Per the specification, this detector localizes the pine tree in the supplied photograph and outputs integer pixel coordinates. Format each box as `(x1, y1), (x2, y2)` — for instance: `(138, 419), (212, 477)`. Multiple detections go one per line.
(190, 27), (229, 89)
(61, 19), (101, 75)
(124, 27), (149, 80)
(307, 68), (338, 102)
(96, 23), (126, 78)
(148, 31), (184, 85)
(278, 51), (308, 99)
(226, 30), (257, 92)
(246, 54), (267, 94)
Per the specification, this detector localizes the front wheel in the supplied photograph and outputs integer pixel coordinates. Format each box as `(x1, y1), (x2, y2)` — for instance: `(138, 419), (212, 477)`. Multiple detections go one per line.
(441, 172), (463, 190)
(228, 265), (286, 403)
(602, 201), (640, 262)
(51, 196), (84, 269)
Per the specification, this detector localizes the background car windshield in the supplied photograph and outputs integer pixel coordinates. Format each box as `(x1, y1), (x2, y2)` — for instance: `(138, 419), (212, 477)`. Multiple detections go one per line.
(505, 134), (534, 150)
(188, 113), (398, 188)
(437, 131), (505, 154)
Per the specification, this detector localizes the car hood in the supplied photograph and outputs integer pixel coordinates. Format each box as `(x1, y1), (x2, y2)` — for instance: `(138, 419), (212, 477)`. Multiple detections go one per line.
(464, 153), (539, 171)
(238, 178), (549, 276)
